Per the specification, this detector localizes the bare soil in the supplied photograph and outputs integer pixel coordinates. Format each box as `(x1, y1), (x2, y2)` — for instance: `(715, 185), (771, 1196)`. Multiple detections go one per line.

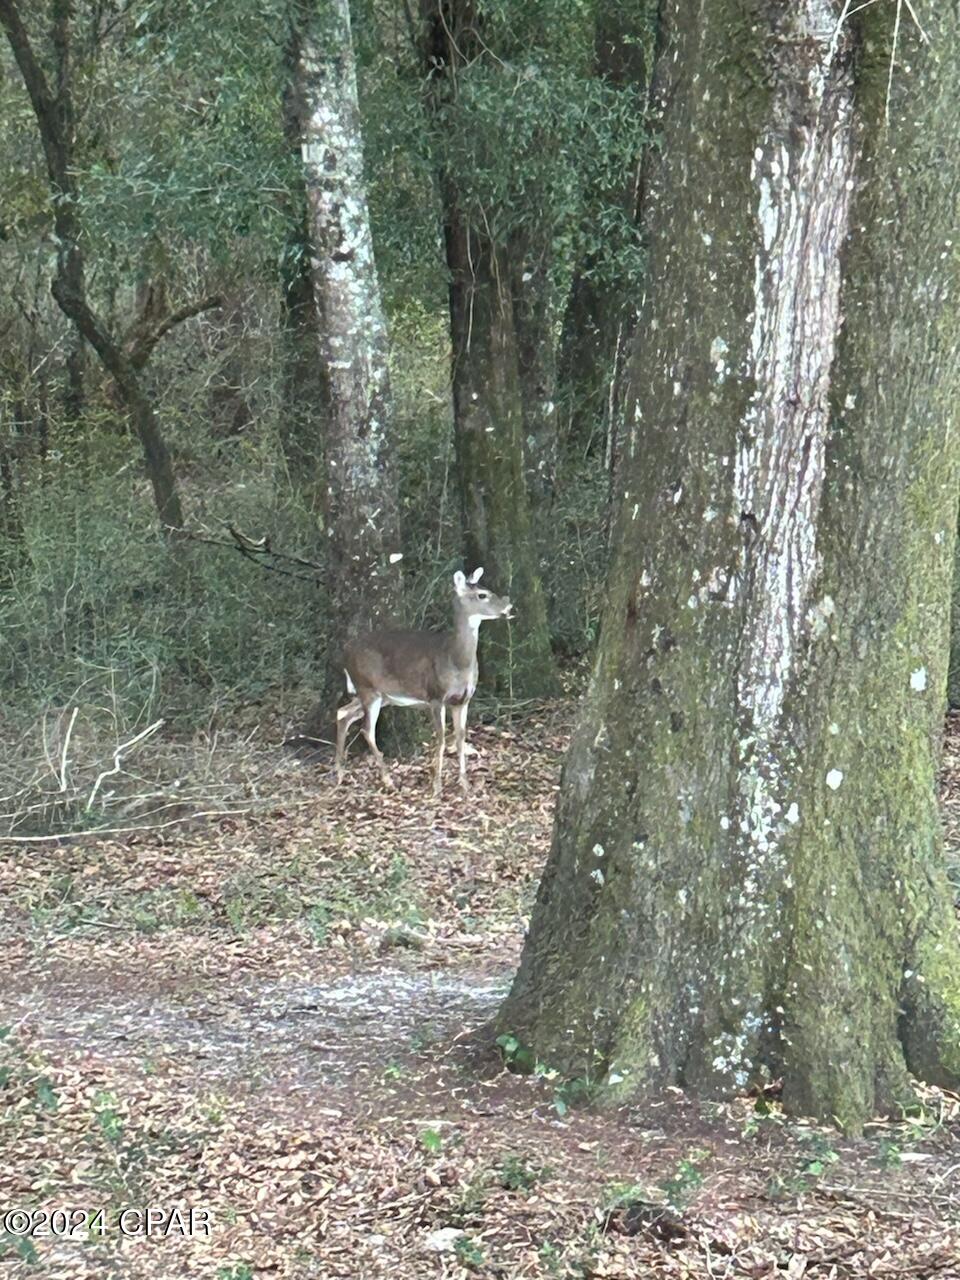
(1, 707), (959, 1278)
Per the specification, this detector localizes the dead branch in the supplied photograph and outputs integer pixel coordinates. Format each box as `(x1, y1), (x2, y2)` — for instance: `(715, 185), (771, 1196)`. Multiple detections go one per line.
(127, 295), (224, 369)
(172, 523), (324, 584)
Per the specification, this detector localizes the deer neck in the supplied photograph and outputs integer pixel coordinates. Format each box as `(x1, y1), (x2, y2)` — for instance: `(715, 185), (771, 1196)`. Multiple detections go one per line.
(450, 602), (482, 669)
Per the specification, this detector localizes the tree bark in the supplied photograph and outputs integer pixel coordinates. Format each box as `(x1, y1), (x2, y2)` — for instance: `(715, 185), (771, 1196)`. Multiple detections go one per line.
(555, 0), (656, 469)
(0, 0), (184, 534)
(421, 0), (557, 697)
(948, 520), (960, 708)
(510, 235), (558, 504)
(279, 18), (331, 490)
(291, 0), (405, 706)
(499, 0), (960, 1132)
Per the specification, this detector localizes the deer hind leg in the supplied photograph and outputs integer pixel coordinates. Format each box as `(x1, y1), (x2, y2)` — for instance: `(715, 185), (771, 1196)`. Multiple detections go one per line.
(361, 696), (393, 789)
(335, 697), (364, 784)
(430, 703), (446, 798)
(451, 701), (469, 792)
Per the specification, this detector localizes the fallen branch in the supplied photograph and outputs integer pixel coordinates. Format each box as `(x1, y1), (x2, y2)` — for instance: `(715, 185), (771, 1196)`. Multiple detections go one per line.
(0, 806), (250, 844)
(85, 718), (165, 812)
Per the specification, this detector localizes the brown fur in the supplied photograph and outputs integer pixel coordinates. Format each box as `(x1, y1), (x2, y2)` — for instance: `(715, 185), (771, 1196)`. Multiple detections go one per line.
(335, 569), (511, 796)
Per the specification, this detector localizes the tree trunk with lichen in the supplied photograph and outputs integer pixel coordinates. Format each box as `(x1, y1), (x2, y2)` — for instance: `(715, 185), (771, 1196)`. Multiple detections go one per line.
(421, 0), (557, 698)
(498, 0), (960, 1132)
(292, 0), (406, 715)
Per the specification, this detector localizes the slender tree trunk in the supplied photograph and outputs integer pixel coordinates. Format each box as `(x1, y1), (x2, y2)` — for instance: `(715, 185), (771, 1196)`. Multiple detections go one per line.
(555, 0), (657, 467)
(510, 236), (558, 504)
(0, 0), (185, 534)
(291, 0), (405, 708)
(421, 1), (557, 697)
(499, 0), (960, 1132)
(279, 19), (330, 489)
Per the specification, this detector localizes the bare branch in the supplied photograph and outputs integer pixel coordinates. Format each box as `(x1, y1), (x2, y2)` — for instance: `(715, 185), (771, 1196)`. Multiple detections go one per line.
(128, 295), (224, 369)
(171, 524), (324, 583)
(58, 706), (78, 792)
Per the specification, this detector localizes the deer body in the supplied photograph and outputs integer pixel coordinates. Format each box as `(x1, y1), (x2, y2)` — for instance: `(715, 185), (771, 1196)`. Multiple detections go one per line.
(335, 568), (511, 795)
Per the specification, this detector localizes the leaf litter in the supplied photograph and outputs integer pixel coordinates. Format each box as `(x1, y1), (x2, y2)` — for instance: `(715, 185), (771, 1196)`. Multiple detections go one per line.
(0, 705), (958, 1278)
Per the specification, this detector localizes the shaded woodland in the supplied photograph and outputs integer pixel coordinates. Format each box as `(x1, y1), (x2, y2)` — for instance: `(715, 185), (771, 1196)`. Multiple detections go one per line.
(3, 2), (960, 1276)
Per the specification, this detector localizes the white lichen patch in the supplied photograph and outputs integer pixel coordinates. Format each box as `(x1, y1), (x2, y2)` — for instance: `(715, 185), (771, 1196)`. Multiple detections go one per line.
(910, 667), (927, 691)
(825, 769), (844, 790)
(785, 802), (800, 824)
(710, 335), (729, 379)
(733, 0), (853, 739)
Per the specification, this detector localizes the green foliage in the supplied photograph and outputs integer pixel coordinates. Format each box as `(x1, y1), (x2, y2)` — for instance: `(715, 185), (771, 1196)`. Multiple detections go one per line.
(453, 1234), (485, 1268)
(418, 1127), (443, 1154)
(1, 466), (319, 730)
(94, 1090), (125, 1144)
(498, 1154), (552, 1191)
(659, 1150), (709, 1209)
(0, 0), (617, 836)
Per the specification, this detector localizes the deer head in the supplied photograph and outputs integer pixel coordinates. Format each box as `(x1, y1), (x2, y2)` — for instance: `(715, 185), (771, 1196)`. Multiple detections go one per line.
(452, 566), (513, 622)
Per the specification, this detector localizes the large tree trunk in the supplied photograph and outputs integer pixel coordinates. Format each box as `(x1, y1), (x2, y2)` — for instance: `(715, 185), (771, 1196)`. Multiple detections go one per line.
(498, 0), (960, 1132)
(948, 520), (960, 708)
(292, 0), (405, 704)
(421, 1), (557, 697)
(0, 0), (184, 534)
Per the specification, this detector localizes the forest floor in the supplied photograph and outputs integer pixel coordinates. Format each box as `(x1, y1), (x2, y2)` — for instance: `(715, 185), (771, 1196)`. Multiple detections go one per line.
(1, 704), (960, 1279)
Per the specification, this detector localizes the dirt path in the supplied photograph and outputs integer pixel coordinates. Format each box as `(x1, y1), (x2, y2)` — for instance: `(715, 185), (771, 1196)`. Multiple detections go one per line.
(2, 711), (959, 1278)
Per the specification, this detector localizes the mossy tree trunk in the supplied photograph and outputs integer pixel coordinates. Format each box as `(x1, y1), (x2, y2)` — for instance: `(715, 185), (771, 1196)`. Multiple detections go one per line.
(948, 520), (960, 709)
(421, 0), (557, 698)
(498, 0), (960, 1132)
(291, 0), (406, 709)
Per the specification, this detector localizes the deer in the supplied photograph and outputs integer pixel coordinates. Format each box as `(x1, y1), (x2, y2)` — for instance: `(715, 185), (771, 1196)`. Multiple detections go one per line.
(335, 568), (512, 796)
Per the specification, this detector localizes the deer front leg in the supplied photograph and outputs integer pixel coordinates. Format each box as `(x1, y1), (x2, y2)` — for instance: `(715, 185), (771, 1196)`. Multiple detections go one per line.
(335, 697), (364, 785)
(452, 702), (469, 793)
(431, 703), (446, 798)
(361, 696), (394, 789)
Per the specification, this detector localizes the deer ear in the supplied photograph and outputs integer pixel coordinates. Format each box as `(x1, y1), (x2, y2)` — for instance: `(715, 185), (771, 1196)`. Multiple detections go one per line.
(453, 571), (467, 594)
(467, 567), (484, 584)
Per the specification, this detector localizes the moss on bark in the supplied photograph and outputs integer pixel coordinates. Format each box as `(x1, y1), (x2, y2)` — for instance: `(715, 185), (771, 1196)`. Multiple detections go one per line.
(497, 0), (960, 1131)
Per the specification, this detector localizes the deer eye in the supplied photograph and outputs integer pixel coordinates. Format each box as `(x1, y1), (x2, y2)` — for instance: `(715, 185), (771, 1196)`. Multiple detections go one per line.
(477, 591), (489, 600)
